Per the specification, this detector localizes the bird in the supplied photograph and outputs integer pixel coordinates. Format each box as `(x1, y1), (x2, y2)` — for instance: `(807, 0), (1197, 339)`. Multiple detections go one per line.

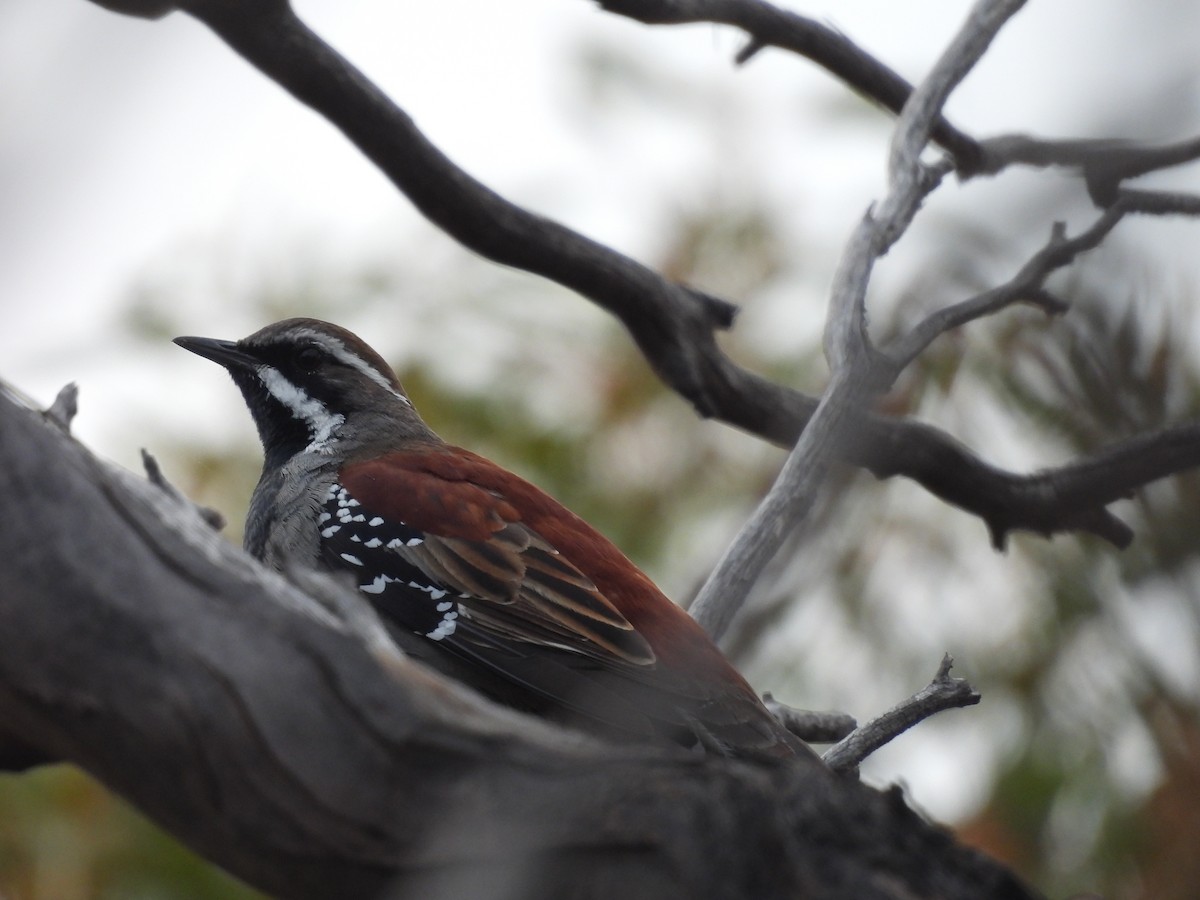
(176, 317), (815, 760)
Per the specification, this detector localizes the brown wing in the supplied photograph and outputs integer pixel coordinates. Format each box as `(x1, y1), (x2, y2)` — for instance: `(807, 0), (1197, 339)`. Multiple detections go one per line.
(335, 447), (812, 759)
(338, 454), (655, 668)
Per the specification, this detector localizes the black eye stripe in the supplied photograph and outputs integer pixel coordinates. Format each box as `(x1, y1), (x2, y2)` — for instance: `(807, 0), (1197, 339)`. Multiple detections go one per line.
(295, 345), (324, 370)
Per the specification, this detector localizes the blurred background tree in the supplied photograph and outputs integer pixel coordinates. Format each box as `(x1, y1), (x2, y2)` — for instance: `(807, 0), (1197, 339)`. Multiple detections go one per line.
(4, 1), (1200, 898)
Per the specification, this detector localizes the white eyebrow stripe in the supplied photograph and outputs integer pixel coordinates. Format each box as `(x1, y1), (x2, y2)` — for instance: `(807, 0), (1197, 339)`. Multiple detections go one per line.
(293, 328), (411, 406)
(257, 365), (344, 451)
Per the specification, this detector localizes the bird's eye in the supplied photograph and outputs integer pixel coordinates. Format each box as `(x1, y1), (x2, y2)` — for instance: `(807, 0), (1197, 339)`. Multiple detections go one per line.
(295, 345), (324, 372)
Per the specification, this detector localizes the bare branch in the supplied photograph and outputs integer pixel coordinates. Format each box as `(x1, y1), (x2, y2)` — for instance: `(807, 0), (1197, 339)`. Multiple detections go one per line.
(975, 132), (1200, 185)
(693, 0), (1026, 640)
(1115, 187), (1200, 216)
(884, 0), (1025, 205)
(141, 449), (227, 531)
(883, 206), (1126, 373)
(852, 415), (1136, 550)
(822, 656), (981, 775)
(763, 694), (857, 745)
(835, 0), (1025, 372)
(591, 0), (985, 170)
(76, 0), (1200, 558)
(689, 367), (868, 638)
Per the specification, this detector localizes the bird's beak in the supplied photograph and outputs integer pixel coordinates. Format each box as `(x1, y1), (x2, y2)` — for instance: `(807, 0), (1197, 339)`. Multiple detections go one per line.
(174, 336), (259, 371)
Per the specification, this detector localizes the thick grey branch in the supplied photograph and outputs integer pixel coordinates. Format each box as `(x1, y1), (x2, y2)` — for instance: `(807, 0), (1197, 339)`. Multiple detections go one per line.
(689, 368), (867, 638)
(976, 133), (1200, 186)
(0, 385), (1035, 899)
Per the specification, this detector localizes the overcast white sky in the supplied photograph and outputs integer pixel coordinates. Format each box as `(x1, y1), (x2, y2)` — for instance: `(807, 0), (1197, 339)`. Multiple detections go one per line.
(8, 0), (1199, 459)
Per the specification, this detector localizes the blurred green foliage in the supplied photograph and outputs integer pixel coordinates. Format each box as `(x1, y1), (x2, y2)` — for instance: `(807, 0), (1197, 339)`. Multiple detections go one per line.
(0, 767), (263, 900)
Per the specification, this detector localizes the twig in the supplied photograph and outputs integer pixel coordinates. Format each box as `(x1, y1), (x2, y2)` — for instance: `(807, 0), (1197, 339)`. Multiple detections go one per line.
(882, 206), (1126, 375)
(45, 383), (79, 433)
(141, 449), (227, 531)
(822, 655), (981, 774)
(763, 693), (856, 744)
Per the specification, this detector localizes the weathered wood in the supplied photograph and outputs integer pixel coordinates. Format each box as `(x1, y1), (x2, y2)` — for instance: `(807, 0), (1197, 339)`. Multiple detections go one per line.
(0, 389), (1037, 898)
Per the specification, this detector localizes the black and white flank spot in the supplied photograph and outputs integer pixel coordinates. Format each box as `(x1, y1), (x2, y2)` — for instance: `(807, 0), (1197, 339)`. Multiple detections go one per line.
(317, 481), (462, 642)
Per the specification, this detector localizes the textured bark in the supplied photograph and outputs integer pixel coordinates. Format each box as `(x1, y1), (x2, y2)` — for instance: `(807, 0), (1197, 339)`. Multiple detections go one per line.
(0, 391), (1038, 899)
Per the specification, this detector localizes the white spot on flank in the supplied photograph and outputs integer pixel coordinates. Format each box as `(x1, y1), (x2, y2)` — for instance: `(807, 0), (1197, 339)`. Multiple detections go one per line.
(345, 498), (361, 508)
(321, 525), (341, 538)
(360, 575), (393, 595)
(368, 516), (384, 527)
(350, 534), (362, 542)
(318, 512), (331, 524)
(424, 601), (460, 640)
(406, 537), (423, 547)
(257, 366), (344, 452)
(364, 537), (382, 548)
(408, 583), (447, 601)
(386, 538), (404, 549)
(425, 613), (457, 641)
(340, 553), (363, 566)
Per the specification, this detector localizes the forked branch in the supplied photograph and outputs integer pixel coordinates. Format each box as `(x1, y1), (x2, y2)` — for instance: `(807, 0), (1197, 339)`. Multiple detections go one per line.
(80, 0), (1200, 564)
(822, 656), (981, 774)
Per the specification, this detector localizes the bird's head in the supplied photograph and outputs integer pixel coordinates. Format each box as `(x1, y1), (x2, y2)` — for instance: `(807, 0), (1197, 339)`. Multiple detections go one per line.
(175, 318), (433, 468)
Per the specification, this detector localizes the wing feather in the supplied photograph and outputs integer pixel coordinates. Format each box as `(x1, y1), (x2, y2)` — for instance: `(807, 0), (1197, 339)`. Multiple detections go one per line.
(331, 447), (811, 758)
(337, 455), (655, 667)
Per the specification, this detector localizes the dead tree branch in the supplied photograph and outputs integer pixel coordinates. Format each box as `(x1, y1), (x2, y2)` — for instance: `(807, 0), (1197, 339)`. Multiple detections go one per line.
(79, 0), (1200, 564)
(823, 656), (981, 775)
(690, 0), (1025, 639)
(590, 0), (985, 170)
(0, 387), (1036, 899)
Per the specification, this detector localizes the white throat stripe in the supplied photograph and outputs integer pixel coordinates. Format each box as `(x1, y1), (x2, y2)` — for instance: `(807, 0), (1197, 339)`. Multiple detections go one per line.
(258, 365), (344, 451)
